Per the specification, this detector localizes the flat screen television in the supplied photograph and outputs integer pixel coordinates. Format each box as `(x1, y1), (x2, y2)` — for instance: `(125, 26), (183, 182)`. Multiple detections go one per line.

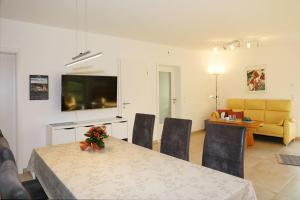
(61, 75), (117, 111)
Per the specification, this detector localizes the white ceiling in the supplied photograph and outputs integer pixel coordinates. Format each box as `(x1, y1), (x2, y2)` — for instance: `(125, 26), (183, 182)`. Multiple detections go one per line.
(1, 0), (300, 49)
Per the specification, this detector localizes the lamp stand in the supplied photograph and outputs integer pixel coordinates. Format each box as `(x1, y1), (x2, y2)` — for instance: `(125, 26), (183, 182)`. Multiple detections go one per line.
(215, 74), (219, 111)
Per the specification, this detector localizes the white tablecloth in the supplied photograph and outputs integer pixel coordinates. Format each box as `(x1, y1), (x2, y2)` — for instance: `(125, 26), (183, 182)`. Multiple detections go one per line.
(28, 137), (257, 200)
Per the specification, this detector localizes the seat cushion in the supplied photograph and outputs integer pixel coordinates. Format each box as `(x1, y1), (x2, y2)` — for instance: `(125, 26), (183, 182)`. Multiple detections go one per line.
(0, 160), (31, 199)
(256, 124), (284, 137)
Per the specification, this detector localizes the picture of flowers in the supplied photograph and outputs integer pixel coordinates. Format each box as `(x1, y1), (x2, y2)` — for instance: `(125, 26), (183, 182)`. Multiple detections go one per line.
(247, 68), (266, 91)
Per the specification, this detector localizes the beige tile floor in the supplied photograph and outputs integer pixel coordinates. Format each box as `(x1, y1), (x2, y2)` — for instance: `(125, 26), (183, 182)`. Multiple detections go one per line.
(20, 131), (300, 199)
(153, 131), (300, 200)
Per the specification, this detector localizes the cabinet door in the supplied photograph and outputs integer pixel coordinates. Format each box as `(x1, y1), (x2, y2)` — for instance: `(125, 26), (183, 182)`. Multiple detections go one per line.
(52, 128), (76, 145)
(75, 125), (93, 142)
(111, 121), (128, 139)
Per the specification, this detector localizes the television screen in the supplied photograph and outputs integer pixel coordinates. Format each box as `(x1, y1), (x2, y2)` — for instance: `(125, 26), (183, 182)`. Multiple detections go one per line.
(61, 75), (117, 111)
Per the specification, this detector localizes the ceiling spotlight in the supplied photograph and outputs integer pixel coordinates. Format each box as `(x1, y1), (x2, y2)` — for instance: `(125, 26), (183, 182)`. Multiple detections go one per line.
(246, 41), (251, 48)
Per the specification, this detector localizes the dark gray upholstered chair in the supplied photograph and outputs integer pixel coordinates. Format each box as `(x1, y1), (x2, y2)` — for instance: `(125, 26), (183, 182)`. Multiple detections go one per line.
(202, 123), (246, 178)
(132, 113), (155, 149)
(160, 117), (192, 161)
(0, 146), (16, 165)
(0, 135), (10, 149)
(0, 136), (15, 165)
(22, 179), (47, 200)
(0, 160), (31, 199)
(0, 132), (48, 200)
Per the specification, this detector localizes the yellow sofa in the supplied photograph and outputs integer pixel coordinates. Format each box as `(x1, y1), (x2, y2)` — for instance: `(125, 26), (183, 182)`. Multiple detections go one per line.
(227, 99), (296, 145)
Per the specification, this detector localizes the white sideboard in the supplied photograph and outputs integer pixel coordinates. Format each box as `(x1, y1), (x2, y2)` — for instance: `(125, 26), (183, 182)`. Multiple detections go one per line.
(47, 117), (128, 145)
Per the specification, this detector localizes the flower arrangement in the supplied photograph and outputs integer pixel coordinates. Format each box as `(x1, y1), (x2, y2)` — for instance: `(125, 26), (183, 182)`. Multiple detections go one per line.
(80, 126), (108, 151)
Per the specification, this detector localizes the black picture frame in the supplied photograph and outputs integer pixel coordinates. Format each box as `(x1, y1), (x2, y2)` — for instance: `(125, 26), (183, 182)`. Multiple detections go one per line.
(29, 75), (49, 100)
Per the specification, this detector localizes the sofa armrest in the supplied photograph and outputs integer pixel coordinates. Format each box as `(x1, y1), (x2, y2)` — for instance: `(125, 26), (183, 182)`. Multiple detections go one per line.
(283, 119), (297, 145)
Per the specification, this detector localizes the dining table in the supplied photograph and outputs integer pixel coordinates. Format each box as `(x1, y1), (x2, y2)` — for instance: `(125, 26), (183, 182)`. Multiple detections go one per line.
(28, 137), (257, 200)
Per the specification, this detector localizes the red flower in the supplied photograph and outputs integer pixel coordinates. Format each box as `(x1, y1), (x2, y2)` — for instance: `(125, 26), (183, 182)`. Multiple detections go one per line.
(94, 132), (100, 138)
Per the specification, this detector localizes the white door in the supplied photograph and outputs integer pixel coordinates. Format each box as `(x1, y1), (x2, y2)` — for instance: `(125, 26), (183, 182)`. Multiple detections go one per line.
(0, 53), (17, 156)
(120, 59), (156, 143)
(157, 66), (177, 139)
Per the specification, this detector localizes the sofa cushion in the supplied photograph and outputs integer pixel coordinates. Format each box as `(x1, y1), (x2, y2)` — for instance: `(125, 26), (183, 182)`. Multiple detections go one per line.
(227, 99), (244, 110)
(244, 110), (265, 121)
(228, 111), (244, 119)
(245, 99), (266, 110)
(265, 111), (290, 124)
(256, 124), (284, 137)
(266, 100), (291, 112)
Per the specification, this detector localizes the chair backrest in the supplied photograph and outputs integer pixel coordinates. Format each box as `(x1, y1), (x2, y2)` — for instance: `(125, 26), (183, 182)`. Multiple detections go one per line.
(0, 135), (15, 166)
(0, 136), (10, 149)
(202, 123), (246, 178)
(0, 147), (16, 166)
(132, 113), (155, 149)
(0, 160), (31, 199)
(0, 129), (3, 137)
(160, 117), (192, 161)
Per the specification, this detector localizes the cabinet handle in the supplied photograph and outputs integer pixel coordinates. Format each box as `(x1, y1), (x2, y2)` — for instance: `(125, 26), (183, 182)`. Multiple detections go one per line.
(84, 125), (94, 127)
(64, 127), (75, 130)
(119, 121), (127, 123)
(103, 123), (112, 125)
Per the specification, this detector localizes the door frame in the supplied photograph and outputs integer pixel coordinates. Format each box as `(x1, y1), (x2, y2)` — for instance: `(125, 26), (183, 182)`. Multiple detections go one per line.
(156, 64), (181, 140)
(1, 47), (20, 172)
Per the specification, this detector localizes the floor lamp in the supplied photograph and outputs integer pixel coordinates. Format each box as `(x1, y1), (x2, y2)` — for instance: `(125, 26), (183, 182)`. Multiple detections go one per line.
(208, 66), (224, 111)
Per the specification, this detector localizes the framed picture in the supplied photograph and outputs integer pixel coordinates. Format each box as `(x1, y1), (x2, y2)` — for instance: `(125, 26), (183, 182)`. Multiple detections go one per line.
(29, 75), (49, 100)
(246, 67), (266, 92)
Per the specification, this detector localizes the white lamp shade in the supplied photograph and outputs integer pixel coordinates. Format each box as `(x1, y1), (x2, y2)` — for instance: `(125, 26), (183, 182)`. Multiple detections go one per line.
(208, 65), (225, 75)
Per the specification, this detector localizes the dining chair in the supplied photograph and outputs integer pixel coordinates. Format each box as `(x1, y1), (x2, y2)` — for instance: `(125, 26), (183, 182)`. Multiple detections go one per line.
(0, 160), (31, 199)
(160, 117), (192, 161)
(202, 123), (246, 178)
(0, 132), (48, 200)
(132, 113), (155, 149)
(0, 134), (10, 149)
(0, 133), (15, 165)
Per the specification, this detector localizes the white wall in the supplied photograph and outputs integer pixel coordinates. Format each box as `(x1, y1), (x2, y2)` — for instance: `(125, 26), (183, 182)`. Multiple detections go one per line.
(0, 53), (17, 156)
(206, 42), (300, 135)
(0, 18), (214, 171)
